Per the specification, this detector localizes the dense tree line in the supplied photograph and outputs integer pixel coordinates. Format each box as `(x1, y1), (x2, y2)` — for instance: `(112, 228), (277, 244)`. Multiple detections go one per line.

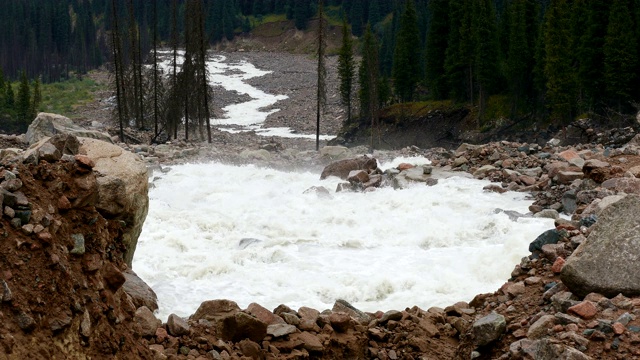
(0, 70), (42, 134)
(343, 0), (640, 132)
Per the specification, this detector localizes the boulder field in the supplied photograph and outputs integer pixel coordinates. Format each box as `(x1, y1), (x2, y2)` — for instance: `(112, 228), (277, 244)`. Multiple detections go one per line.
(4, 115), (640, 358)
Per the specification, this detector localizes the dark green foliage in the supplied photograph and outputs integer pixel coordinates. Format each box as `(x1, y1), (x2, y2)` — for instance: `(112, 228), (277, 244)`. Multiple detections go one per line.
(603, 0), (638, 109)
(392, 0), (421, 102)
(505, 0), (537, 115)
(472, 0), (499, 117)
(425, 0), (449, 100)
(349, 0), (365, 36)
(544, 0), (575, 123)
(573, 0), (610, 112)
(337, 16), (355, 124)
(444, 0), (473, 102)
(358, 24), (380, 148)
(17, 71), (31, 123)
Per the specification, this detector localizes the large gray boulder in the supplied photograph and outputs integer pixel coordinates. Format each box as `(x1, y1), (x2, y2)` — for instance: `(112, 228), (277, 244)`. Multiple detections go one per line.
(561, 195), (640, 297)
(26, 113), (113, 145)
(79, 138), (149, 267)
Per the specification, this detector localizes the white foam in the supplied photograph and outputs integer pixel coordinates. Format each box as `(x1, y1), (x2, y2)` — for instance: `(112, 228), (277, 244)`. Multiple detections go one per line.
(134, 162), (553, 320)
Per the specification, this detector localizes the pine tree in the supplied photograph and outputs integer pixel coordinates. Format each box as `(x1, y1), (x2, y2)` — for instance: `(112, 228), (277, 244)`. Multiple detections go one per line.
(368, 0), (381, 26)
(392, 0), (421, 102)
(506, 0), (528, 115)
(316, 0), (327, 151)
(29, 77), (41, 120)
(544, 0), (575, 123)
(573, 0), (610, 112)
(294, 0), (310, 30)
(444, 0), (473, 102)
(5, 83), (15, 110)
(0, 69), (5, 107)
(337, 16), (355, 124)
(16, 70), (31, 123)
(603, 0), (637, 109)
(425, 0), (450, 100)
(472, 0), (499, 118)
(350, 0), (365, 36)
(358, 24), (380, 149)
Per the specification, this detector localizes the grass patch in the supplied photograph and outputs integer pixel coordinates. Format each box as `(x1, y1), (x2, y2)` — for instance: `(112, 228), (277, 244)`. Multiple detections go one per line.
(39, 76), (103, 117)
(381, 100), (457, 119)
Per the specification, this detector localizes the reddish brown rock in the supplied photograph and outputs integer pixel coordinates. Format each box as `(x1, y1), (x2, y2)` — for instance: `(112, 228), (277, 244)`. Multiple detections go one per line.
(613, 322), (626, 335)
(247, 302), (285, 325)
(329, 312), (351, 333)
(397, 163), (414, 171)
(568, 301), (598, 319)
(57, 195), (72, 211)
(167, 314), (190, 336)
(102, 263), (126, 291)
(74, 154), (96, 169)
(551, 257), (565, 274)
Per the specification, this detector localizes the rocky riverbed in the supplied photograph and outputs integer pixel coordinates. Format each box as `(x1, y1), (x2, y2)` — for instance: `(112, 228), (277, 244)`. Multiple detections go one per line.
(4, 50), (640, 358)
(3, 111), (640, 359)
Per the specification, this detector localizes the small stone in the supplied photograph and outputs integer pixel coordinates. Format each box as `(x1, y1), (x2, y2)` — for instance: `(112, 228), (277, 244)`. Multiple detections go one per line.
(568, 301), (598, 319)
(167, 314), (191, 336)
(58, 195), (72, 210)
(329, 312), (351, 332)
(80, 309), (91, 337)
(70, 234), (85, 255)
(379, 310), (403, 324)
(267, 323), (297, 338)
(1, 279), (12, 302)
(524, 276), (541, 285)
(21, 224), (34, 235)
(102, 263), (126, 291)
(75, 154), (96, 169)
(613, 322), (626, 335)
(37, 232), (52, 244)
(1, 178), (22, 192)
(297, 331), (323, 352)
(551, 257), (565, 274)
(4, 206), (15, 218)
(153, 327), (167, 343)
(134, 306), (160, 337)
(15, 312), (36, 332)
(471, 312), (506, 346)
(527, 315), (555, 339)
(49, 313), (72, 332)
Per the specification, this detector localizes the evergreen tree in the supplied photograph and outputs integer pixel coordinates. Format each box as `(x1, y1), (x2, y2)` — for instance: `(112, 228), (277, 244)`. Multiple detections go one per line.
(603, 0), (637, 109)
(0, 69), (5, 107)
(472, 0), (499, 117)
(294, 0), (310, 30)
(358, 24), (380, 149)
(392, 0), (421, 102)
(444, 0), (473, 102)
(337, 16), (355, 124)
(17, 71), (31, 123)
(505, 0), (536, 115)
(349, 0), (365, 36)
(29, 77), (41, 120)
(368, 0), (381, 26)
(544, 0), (575, 123)
(5, 83), (15, 110)
(573, 0), (610, 112)
(425, 0), (450, 100)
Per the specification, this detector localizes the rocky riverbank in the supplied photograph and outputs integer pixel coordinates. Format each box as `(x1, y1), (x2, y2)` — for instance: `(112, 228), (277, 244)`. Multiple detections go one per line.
(3, 112), (640, 358)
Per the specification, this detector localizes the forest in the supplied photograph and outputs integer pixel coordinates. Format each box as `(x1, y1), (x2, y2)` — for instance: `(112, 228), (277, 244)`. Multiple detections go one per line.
(1, 0), (639, 139)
